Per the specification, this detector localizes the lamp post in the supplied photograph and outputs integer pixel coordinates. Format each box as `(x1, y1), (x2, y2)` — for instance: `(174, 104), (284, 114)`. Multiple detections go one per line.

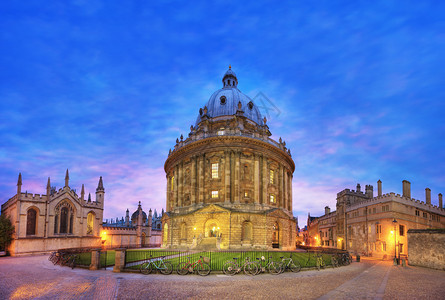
(392, 219), (398, 265)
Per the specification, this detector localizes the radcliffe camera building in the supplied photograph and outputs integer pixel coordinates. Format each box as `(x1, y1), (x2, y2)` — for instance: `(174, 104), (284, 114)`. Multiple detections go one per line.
(161, 67), (296, 250)
(306, 180), (445, 258)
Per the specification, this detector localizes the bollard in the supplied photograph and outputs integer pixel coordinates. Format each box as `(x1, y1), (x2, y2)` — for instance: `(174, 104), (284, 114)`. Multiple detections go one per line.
(393, 257), (397, 266)
(356, 255), (360, 262)
(402, 258), (406, 267)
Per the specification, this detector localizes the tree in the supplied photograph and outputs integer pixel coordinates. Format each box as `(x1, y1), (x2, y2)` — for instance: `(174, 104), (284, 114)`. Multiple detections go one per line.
(0, 214), (15, 253)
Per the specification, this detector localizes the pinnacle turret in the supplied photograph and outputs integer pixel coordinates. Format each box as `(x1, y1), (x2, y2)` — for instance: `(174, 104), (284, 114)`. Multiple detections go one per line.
(65, 169), (69, 187)
(81, 184), (85, 201)
(17, 173), (22, 186)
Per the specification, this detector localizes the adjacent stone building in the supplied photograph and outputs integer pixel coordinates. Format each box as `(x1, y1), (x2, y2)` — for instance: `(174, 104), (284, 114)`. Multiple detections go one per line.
(1, 170), (104, 255)
(306, 180), (445, 259)
(162, 67), (296, 250)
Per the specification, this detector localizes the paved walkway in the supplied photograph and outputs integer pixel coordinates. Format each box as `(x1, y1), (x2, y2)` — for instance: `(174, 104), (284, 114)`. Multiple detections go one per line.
(0, 256), (443, 299)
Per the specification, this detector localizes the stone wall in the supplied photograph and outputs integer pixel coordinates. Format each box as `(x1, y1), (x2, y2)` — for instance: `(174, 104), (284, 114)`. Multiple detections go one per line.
(407, 229), (445, 270)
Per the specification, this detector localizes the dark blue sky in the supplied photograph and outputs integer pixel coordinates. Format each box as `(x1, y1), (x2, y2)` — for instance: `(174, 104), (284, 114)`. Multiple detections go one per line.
(1, 1), (444, 225)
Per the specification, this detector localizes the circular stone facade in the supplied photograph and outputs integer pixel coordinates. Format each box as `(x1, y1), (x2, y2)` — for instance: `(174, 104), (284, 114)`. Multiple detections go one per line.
(162, 68), (296, 250)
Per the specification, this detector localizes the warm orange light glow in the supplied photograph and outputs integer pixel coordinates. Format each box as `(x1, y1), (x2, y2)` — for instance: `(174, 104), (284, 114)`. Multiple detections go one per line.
(314, 236), (318, 240)
(193, 227), (196, 231)
(390, 230), (394, 234)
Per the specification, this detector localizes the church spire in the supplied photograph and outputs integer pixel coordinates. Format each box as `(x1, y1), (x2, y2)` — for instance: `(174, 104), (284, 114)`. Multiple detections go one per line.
(65, 169), (69, 187)
(96, 176), (104, 192)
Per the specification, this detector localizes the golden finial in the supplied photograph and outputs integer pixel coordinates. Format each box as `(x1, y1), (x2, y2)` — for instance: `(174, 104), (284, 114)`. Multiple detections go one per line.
(229, 65), (231, 69)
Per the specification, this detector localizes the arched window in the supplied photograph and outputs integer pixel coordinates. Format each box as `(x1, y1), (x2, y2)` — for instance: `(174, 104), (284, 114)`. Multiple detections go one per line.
(26, 208), (37, 236)
(54, 214), (58, 234)
(272, 222), (279, 244)
(60, 207), (68, 233)
(242, 221), (253, 241)
(157, 223), (161, 230)
(87, 212), (94, 235)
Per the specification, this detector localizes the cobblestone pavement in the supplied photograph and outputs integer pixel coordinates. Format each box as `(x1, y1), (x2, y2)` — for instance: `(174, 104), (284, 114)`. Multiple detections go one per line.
(0, 256), (444, 299)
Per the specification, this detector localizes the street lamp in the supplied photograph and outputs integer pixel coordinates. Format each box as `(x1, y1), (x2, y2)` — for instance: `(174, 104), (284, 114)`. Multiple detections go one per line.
(392, 219), (398, 265)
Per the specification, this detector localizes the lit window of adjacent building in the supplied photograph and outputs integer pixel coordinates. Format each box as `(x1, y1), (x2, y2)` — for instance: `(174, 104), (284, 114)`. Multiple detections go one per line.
(270, 194), (275, 203)
(244, 191), (249, 198)
(399, 225), (405, 236)
(212, 163), (219, 178)
(211, 191), (218, 198)
(269, 170), (274, 184)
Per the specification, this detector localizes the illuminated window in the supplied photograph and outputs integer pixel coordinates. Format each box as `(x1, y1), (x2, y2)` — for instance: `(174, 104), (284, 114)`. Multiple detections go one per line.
(212, 163), (219, 178)
(399, 225), (405, 236)
(212, 191), (219, 198)
(270, 194), (275, 203)
(269, 170), (274, 184)
(244, 191), (249, 198)
(171, 176), (174, 191)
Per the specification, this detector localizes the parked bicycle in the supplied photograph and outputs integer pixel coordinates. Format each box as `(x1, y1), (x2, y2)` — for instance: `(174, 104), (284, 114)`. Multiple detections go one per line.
(330, 254), (339, 268)
(222, 257), (258, 276)
(315, 253), (325, 271)
(253, 256), (281, 275)
(275, 253), (301, 274)
(140, 255), (173, 275)
(176, 256), (211, 276)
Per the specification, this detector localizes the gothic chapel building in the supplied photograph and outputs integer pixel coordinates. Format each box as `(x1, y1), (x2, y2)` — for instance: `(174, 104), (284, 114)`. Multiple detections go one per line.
(162, 67), (296, 250)
(1, 170), (104, 255)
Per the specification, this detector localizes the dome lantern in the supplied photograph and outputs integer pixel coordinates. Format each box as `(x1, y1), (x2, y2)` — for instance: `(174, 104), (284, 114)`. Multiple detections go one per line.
(222, 65), (238, 88)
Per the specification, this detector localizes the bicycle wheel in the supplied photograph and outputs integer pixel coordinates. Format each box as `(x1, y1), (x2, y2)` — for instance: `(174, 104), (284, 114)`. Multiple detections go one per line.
(223, 262), (238, 276)
(140, 262), (152, 275)
(176, 262), (189, 275)
(268, 262), (282, 275)
(197, 262), (211, 276)
(243, 262), (258, 276)
(289, 261), (301, 272)
(160, 261), (173, 275)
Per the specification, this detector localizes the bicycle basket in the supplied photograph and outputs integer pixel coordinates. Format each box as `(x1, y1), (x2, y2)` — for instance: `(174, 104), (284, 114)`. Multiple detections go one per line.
(203, 256), (210, 263)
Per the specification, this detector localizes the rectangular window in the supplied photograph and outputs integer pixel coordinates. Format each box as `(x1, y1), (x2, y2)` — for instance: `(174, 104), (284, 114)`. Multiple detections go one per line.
(211, 191), (218, 198)
(399, 225), (405, 236)
(270, 194), (275, 203)
(399, 244), (404, 253)
(211, 163), (219, 178)
(415, 210), (420, 216)
(171, 176), (174, 191)
(383, 243), (386, 252)
(423, 212), (427, 218)
(373, 208), (376, 214)
(244, 191), (249, 198)
(269, 170), (274, 184)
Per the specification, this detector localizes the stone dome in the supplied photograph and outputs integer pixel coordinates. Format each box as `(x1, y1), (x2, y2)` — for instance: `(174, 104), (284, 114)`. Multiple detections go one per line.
(195, 67), (264, 126)
(131, 209), (147, 224)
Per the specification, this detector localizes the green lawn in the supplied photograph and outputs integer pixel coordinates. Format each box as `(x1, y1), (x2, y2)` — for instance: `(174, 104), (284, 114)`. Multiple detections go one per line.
(125, 250), (336, 272)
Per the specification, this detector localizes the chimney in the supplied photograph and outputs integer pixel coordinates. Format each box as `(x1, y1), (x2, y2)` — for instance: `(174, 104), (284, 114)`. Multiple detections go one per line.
(356, 183), (361, 192)
(425, 188), (431, 205)
(402, 180), (411, 198)
(325, 206), (331, 215)
(439, 193), (443, 209)
(365, 185), (374, 198)
(377, 180), (382, 196)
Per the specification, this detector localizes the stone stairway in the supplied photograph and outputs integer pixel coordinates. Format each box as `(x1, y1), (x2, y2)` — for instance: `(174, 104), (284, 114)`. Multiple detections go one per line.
(197, 237), (217, 250)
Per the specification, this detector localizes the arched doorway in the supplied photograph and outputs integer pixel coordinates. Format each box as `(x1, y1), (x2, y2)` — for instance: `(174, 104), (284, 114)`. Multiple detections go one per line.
(204, 219), (220, 238)
(141, 232), (146, 247)
(163, 223), (169, 245)
(272, 222), (280, 248)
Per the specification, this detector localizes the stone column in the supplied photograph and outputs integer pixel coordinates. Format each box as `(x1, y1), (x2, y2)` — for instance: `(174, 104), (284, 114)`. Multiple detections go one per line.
(284, 169), (288, 211)
(262, 155), (268, 205)
(278, 164), (282, 207)
(166, 175), (170, 212)
(89, 249), (101, 270)
(178, 162), (184, 207)
(234, 151), (240, 203)
(254, 154), (260, 205)
(230, 151), (235, 203)
(289, 175), (293, 211)
(191, 156), (196, 205)
(202, 154), (206, 204)
(113, 248), (126, 273)
(225, 151), (231, 204)
(173, 165), (178, 208)
(198, 155), (204, 204)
